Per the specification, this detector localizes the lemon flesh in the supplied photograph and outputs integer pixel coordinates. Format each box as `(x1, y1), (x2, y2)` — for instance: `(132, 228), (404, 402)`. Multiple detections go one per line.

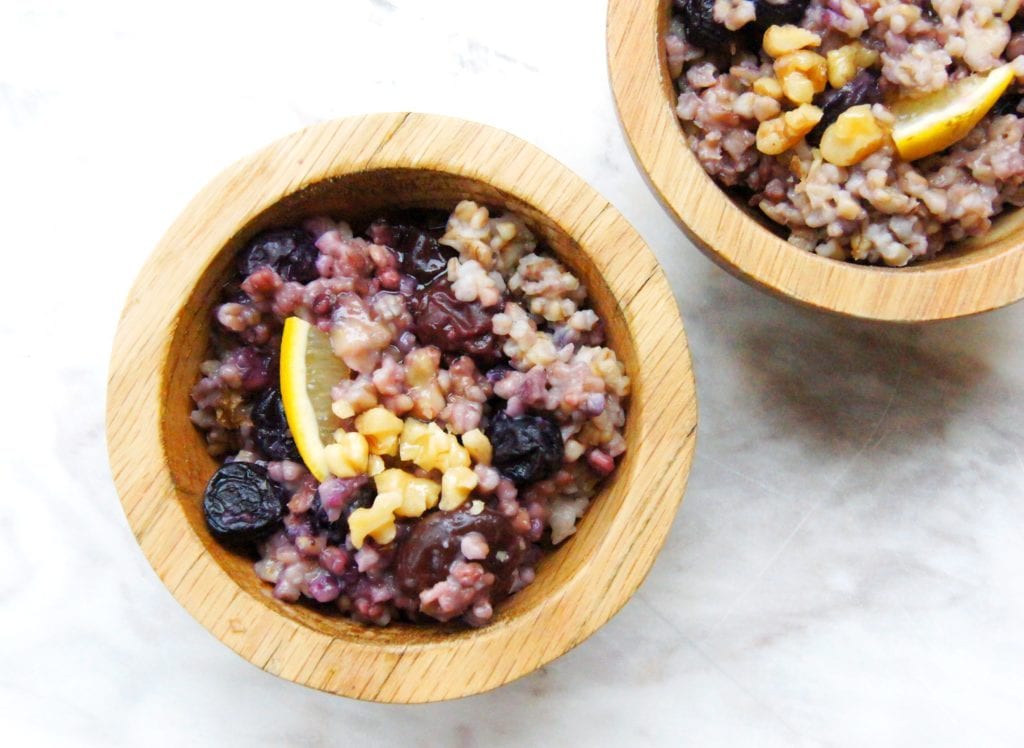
(280, 316), (349, 481)
(892, 64), (1015, 162)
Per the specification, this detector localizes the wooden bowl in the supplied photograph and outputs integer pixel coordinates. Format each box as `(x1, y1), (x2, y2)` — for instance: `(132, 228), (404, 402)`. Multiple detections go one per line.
(106, 113), (696, 703)
(608, 0), (1024, 322)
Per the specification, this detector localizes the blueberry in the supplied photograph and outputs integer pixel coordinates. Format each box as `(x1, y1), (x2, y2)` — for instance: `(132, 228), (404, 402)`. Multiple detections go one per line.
(751, 0), (811, 32)
(808, 70), (882, 145)
(203, 462), (284, 541)
(395, 508), (525, 600)
(250, 388), (300, 462)
(411, 278), (502, 365)
(674, 0), (732, 49)
(486, 410), (564, 486)
(673, 0), (808, 48)
(369, 220), (457, 286)
(238, 228), (319, 284)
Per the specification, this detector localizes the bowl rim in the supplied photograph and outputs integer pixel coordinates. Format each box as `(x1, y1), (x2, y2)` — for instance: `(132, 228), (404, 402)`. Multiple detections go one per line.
(106, 112), (697, 703)
(607, 0), (1024, 322)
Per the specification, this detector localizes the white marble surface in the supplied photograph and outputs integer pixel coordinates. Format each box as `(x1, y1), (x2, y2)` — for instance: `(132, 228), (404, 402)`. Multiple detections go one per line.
(4, 0), (1024, 745)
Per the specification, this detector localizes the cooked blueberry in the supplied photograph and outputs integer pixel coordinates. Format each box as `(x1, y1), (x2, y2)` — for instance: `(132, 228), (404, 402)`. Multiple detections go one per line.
(674, 0), (732, 49)
(751, 0), (811, 32)
(808, 70), (882, 145)
(411, 278), (502, 365)
(395, 508), (525, 599)
(203, 462), (284, 541)
(369, 220), (457, 286)
(486, 410), (564, 486)
(309, 476), (376, 545)
(250, 388), (300, 462)
(238, 228), (319, 284)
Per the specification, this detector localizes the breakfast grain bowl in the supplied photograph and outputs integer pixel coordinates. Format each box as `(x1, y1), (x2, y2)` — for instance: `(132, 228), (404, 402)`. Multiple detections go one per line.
(609, 0), (1024, 321)
(194, 200), (631, 628)
(106, 114), (696, 702)
(668, 0), (1024, 267)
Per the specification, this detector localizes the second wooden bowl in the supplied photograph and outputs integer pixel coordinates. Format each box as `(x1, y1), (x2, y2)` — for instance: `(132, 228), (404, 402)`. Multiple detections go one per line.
(106, 113), (696, 702)
(608, 0), (1024, 322)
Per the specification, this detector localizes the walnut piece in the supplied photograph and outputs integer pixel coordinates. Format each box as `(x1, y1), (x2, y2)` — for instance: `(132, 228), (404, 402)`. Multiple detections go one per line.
(826, 42), (880, 89)
(820, 105), (888, 166)
(756, 104), (824, 155)
(763, 24), (821, 58)
(753, 76), (784, 99)
(775, 50), (828, 104)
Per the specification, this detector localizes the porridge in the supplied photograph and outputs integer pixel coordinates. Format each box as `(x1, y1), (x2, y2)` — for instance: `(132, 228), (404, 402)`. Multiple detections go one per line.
(667, 0), (1024, 265)
(190, 201), (629, 626)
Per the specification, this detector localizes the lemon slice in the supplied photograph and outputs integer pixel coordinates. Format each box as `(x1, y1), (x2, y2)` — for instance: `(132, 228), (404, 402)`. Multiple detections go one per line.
(280, 316), (349, 481)
(892, 64), (1015, 161)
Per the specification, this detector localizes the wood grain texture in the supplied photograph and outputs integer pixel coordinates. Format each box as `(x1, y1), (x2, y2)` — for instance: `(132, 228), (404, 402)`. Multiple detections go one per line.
(106, 113), (697, 703)
(608, 0), (1024, 322)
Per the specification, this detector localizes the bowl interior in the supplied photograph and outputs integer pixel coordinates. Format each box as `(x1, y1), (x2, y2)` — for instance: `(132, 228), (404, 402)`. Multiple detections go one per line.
(162, 167), (640, 645)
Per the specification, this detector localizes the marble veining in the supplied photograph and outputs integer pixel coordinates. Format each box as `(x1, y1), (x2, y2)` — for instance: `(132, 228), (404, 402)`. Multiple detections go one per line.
(3, 0), (1024, 745)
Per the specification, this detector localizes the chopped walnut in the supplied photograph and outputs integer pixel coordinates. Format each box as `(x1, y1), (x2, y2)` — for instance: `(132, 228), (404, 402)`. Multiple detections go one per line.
(820, 104), (888, 167)
(756, 104), (824, 155)
(763, 24), (821, 58)
(827, 42), (880, 89)
(753, 76), (784, 99)
(775, 50), (828, 104)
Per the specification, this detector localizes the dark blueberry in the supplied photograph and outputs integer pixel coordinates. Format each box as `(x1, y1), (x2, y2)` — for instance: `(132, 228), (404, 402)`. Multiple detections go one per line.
(309, 477), (376, 545)
(673, 0), (732, 49)
(808, 70), (882, 145)
(411, 278), (502, 365)
(395, 508), (525, 600)
(203, 462), (284, 541)
(673, 0), (808, 48)
(750, 0), (811, 32)
(250, 388), (300, 462)
(992, 90), (1023, 117)
(238, 228), (319, 284)
(486, 410), (564, 486)
(369, 220), (457, 286)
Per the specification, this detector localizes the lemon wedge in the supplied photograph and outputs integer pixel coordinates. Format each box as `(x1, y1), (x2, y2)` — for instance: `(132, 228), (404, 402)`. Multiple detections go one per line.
(280, 316), (349, 481)
(892, 64), (1015, 161)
